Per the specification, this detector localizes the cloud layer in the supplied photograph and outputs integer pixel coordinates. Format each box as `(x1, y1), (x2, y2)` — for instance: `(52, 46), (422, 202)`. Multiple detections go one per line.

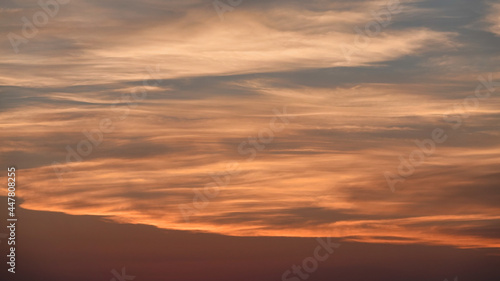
(1, 0), (500, 250)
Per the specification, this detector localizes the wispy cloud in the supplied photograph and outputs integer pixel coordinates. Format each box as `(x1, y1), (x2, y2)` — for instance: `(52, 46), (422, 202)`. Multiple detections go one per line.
(1, 0), (499, 251)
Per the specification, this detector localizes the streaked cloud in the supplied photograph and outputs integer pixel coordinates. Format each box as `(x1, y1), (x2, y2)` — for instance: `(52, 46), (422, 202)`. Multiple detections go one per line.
(0, 0), (499, 251)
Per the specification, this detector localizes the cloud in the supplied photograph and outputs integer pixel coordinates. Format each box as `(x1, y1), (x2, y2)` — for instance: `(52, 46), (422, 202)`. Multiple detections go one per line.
(1, 0), (499, 251)
(0, 0), (456, 87)
(485, 2), (500, 36)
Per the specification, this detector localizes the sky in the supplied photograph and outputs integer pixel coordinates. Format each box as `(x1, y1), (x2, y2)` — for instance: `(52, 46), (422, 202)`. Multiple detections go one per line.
(1, 0), (500, 280)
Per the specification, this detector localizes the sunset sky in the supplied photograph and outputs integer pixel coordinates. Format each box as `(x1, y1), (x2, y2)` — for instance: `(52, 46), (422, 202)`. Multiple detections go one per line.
(1, 0), (500, 280)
